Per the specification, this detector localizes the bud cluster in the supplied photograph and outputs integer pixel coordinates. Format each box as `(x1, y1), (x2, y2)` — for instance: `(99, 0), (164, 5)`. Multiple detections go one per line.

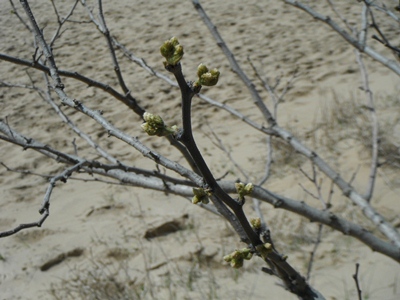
(235, 182), (254, 203)
(192, 187), (210, 204)
(223, 248), (253, 269)
(141, 112), (178, 137)
(250, 217), (262, 230)
(195, 63), (220, 87)
(160, 37), (184, 66)
(255, 243), (273, 259)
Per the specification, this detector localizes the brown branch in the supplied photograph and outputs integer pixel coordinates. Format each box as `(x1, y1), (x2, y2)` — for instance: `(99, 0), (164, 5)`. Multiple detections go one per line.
(165, 55), (324, 299)
(352, 263), (363, 300)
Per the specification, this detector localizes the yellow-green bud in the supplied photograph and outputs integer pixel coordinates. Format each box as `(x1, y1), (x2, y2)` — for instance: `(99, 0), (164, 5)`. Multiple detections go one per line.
(256, 243), (273, 259)
(160, 41), (175, 59)
(263, 243), (272, 251)
(223, 248), (253, 269)
(223, 254), (232, 262)
(143, 112), (164, 126)
(230, 259), (243, 269)
(170, 36), (179, 46)
(141, 112), (177, 137)
(160, 37), (184, 66)
(235, 182), (245, 194)
(198, 68), (220, 86)
(192, 188), (209, 204)
(235, 182), (254, 201)
(244, 183), (254, 195)
(250, 217), (261, 229)
(197, 63), (209, 77)
(240, 248), (253, 260)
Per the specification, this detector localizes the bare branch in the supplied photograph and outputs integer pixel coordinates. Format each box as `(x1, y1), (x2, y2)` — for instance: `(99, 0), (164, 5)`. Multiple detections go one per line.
(355, 51), (379, 202)
(191, 0), (276, 126)
(283, 0), (400, 76)
(352, 263), (363, 300)
(306, 224), (324, 281)
(0, 161), (85, 238)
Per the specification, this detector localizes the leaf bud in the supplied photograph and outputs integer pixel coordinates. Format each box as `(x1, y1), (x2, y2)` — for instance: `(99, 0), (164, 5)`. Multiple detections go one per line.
(197, 63), (209, 77)
(141, 112), (177, 137)
(250, 217), (261, 230)
(192, 187), (209, 204)
(198, 68), (220, 86)
(160, 37), (184, 66)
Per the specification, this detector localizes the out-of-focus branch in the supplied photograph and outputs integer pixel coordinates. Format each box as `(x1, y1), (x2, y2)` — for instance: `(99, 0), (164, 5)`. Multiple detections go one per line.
(352, 263), (363, 300)
(0, 161), (85, 238)
(355, 51), (379, 202)
(0, 53), (144, 114)
(283, 0), (400, 76)
(191, 0), (276, 126)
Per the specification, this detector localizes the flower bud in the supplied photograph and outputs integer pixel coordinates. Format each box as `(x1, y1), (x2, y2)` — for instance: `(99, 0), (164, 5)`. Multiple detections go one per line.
(141, 112), (177, 137)
(244, 183), (254, 195)
(230, 259), (243, 269)
(223, 254), (232, 262)
(192, 188), (209, 204)
(198, 68), (220, 86)
(160, 37), (184, 66)
(235, 182), (253, 202)
(250, 217), (261, 230)
(197, 63), (209, 77)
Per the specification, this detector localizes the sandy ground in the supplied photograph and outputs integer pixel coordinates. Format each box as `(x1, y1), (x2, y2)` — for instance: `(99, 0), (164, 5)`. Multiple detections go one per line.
(0, 0), (399, 299)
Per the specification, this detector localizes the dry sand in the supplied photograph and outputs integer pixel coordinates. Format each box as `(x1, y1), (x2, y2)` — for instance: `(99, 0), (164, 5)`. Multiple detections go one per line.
(0, 0), (399, 299)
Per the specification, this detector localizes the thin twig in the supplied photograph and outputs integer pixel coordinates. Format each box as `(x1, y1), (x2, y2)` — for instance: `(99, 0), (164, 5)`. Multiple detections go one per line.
(191, 0), (276, 126)
(352, 263), (363, 300)
(354, 51), (379, 202)
(49, 0), (79, 47)
(9, 0), (31, 31)
(306, 224), (324, 281)
(0, 161), (85, 238)
(283, 0), (400, 75)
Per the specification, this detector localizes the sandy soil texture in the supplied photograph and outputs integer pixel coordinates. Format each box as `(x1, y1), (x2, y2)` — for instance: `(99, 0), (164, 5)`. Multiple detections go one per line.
(0, 1), (399, 299)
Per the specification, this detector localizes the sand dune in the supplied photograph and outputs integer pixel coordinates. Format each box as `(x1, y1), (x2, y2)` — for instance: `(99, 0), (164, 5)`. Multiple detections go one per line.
(0, 1), (399, 299)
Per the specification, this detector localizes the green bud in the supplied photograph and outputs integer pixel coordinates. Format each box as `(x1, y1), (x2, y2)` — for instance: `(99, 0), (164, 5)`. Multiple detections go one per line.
(197, 63), (209, 77)
(244, 252), (253, 260)
(235, 182), (254, 202)
(230, 258), (243, 269)
(160, 37), (184, 66)
(198, 68), (220, 86)
(160, 41), (175, 59)
(263, 243), (272, 251)
(250, 217), (262, 230)
(141, 112), (177, 137)
(192, 188), (209, 204)
(170, 37), (179, 46)
(223, 248), (253, 269)
(256, 243), (273, 259)
(143, 112), (164, 126)
(223, 254), (232, 262)
(231, 250), (241, 260)
(235, 182), (245, 194)
(244, 183), (254, 195)
(240, 248), (253, 260)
